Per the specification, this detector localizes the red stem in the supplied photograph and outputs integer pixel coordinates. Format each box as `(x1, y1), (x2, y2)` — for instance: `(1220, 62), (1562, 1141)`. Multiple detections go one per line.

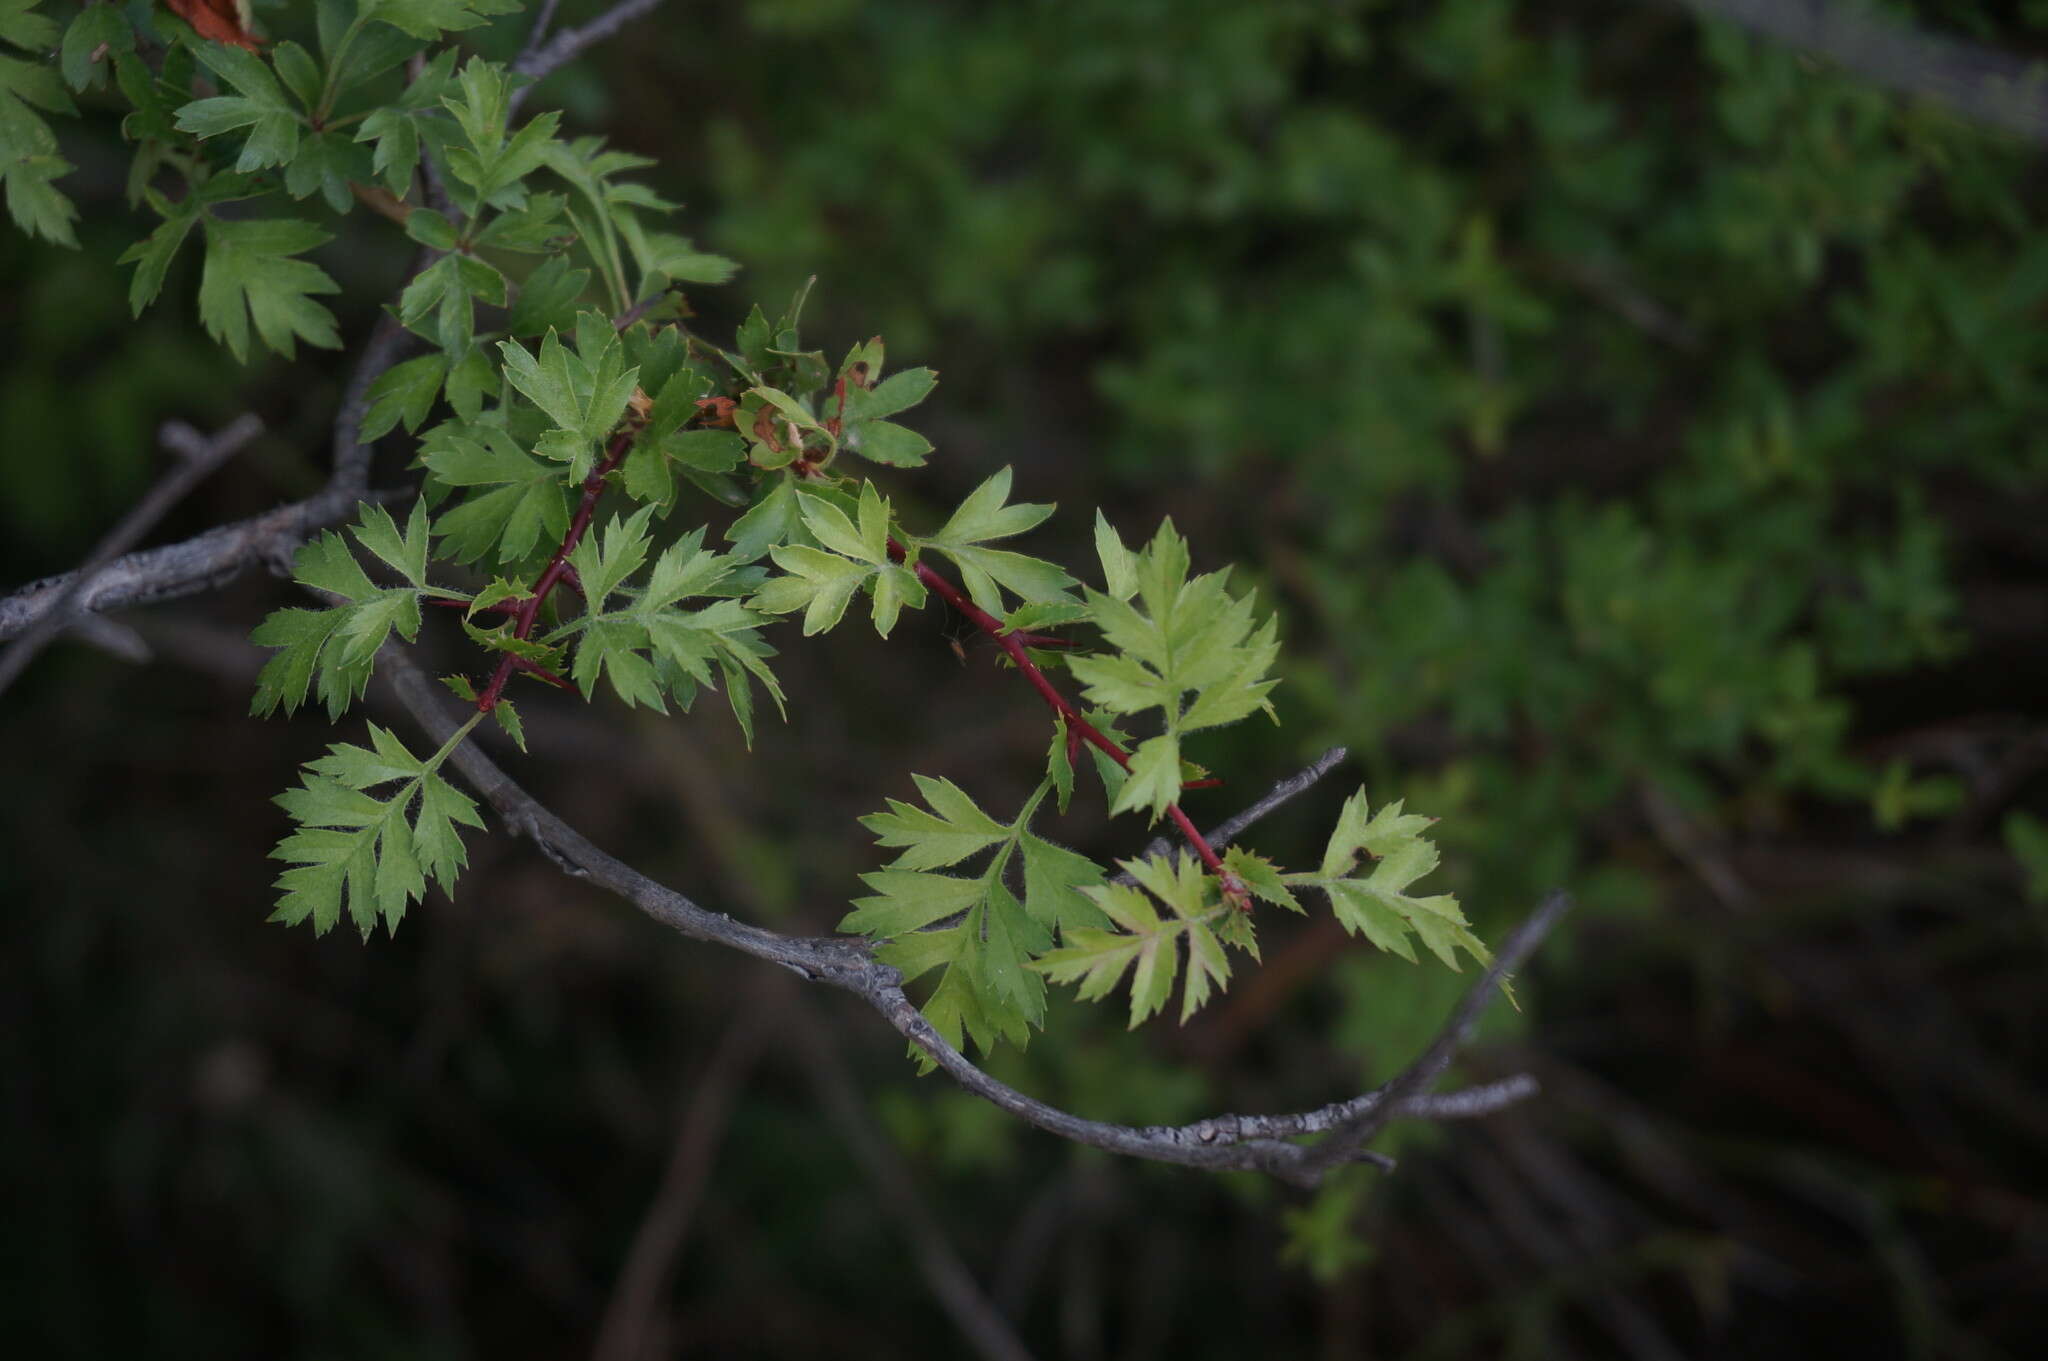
(476, 430), (636, 711)
(888, 537), (1229, 879)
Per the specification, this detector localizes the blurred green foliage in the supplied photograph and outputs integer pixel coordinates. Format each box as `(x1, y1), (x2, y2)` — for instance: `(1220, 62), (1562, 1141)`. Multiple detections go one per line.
(5, 1), (2046, 1356)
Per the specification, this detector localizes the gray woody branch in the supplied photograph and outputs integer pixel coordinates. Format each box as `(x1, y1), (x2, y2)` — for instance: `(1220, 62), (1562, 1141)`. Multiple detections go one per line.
(1670, 0), (2048, 143)
(384, 649), (1562, 1188)
(510, 0), (667, 115)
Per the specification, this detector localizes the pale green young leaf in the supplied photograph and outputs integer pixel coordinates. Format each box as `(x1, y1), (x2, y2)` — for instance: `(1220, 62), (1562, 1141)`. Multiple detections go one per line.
(1224, 846), (1303, 914)
(847, 419), (932, 467)
(1124, 921), (1178, 1028)
(841, 870), (986, 936)
(923, 962), (1011, 1061)
(249, 608), (347, 717)
(1111, 732), (1183, 821)
(1126, 852), (1216, 920)
(571, 618), (666, 710)
(1019, 832), (1109, 931)
(350, 498), (433, 588)
(1181, 917), (1231, 1021)
(269, 724), (482, 937)
(726, 477), (801, 563)
(1318, 790), (1435, 878)
(634, 529), (733, 612)
(499, 328), (583, 429)
(567, 505), (656, 609)
(859, 775), (1008, 870)
(798, 492), (882, 564)
(856, 479), (892, 562)
(973, 882), (1050, 1029)
(869, 563), (925, 637)
(752, 384), (823, 431)
(874, 921), (968, 987)
(759, 544), (873, 635)
(929, 467), (1055, 548)
(1046, 720), (1075, 814)
(932, 545), (1076, 612)
(1032, 924), (1146, 1005)
(1094, 511), (1139, 601)
(1324, 880), (1418, 962)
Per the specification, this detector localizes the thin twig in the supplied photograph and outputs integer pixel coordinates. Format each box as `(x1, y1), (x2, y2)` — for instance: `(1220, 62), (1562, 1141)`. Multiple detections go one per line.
(590, 1002), (778, 1361)
(621, 713), (1038, 1361)
(378, 648), (1559, 1188)
(510, 0), (666, 113)
(1668, 0), (2048, 142)
(521, 0), (565, 66)
(891, 536), (1236, 886)
(1289, 892), (1572, 1181)
(1127, 745), (1351, 872)
(0, 484), (408, 644)
(784, 999), (1039, 1361)
(332, 314), (417, 493)
(0, 415), (262, 697)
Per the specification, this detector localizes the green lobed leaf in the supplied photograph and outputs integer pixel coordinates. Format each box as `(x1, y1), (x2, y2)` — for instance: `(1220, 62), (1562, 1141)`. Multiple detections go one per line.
(359, 353), (449, 440)
(197, 216), (341, 362)
(421, 421), (574, 566)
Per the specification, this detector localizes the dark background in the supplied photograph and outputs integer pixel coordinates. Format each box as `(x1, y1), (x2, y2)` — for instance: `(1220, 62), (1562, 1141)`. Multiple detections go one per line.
(3, 1), (2045, 1356)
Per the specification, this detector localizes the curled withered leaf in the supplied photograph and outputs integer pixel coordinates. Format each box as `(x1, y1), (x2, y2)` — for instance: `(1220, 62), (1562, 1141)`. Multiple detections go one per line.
(163, 0), (263, 51)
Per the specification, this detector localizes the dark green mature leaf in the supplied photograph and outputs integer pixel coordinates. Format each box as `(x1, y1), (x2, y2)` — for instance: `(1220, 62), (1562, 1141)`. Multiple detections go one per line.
(363, 0), (519, 42)
(177, 41), (301, 172)
(352, 48), (457, 196)
(440, 56), (559, 208)
(506, 253), (591, 335)
(498, 320), (640, 481)
(360, 353), (449, 440)
(117, 204), (198, 313)
(250, 502), (439, 719)
(197, 216), (341, 361)
(1, 4), (79, 246)
(422, 420), (575, 566)
(60, 2), (130, 93)
(845, 775), (1116, 1057)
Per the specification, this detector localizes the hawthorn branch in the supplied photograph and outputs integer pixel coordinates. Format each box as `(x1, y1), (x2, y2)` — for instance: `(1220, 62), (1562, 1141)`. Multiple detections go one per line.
(511, 0), (666, 113)
(0, 484), (410, 646)
(476, 429), (639, 711)
(331, 313), (418, 493)
(887, 537), (1232, 882)
(1669, 0), (2048, 143)
(380, 648), (1559, 1188)
(0, 416), (263, 690)
(1128, 744), (1351, 872)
